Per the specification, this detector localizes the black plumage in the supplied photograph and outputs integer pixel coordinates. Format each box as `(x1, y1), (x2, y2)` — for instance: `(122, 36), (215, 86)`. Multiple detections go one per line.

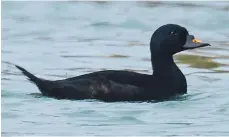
(15, 24), (210, 102)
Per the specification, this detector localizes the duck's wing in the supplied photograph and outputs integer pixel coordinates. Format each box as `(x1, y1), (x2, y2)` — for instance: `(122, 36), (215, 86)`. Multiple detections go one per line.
(91, 78), (150, 102)
(54, 71), (154, 101)
(47, 77), (149, 102)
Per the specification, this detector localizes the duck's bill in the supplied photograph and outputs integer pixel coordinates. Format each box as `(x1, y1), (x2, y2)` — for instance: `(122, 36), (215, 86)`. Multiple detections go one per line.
(183, 35), (210, 49)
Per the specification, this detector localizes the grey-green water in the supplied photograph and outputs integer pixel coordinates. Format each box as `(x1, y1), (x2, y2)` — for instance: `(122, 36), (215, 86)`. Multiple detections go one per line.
(1, 1), (229, 136)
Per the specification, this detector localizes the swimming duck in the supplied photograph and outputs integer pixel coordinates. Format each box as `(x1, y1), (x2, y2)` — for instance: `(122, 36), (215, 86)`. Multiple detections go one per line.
(15, 24), (210, 102)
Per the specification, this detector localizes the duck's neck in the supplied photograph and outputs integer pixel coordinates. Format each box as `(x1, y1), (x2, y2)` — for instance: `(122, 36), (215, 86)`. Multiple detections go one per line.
(151, 55), (179, 77)
(147, 54), (187, 97)
(151, 54), (187, 94)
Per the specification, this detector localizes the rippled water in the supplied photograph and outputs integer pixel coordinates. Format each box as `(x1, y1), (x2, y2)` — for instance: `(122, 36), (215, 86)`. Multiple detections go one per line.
(2, 1), (229, 136)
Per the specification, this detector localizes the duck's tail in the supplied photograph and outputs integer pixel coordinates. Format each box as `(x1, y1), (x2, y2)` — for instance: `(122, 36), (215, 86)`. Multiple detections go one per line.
(15, 65), (52, 95)
(15, 65), (58, 96)
(15, 65), (41, 84)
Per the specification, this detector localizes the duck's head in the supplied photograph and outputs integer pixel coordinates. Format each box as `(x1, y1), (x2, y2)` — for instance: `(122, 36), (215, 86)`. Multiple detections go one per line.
(150, 24), (210, 57)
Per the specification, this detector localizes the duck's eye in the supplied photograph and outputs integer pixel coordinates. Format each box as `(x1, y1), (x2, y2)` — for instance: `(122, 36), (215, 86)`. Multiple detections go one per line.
(170, 31), (178, 35)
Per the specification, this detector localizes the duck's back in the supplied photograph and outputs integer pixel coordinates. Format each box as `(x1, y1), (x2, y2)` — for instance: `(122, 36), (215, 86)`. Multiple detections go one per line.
(63, 70), (152, 87)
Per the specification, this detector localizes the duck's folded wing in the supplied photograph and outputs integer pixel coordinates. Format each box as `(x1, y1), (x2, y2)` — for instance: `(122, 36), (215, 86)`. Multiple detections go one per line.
(93, 79), (148, 102)
(41, 77), (149, 102)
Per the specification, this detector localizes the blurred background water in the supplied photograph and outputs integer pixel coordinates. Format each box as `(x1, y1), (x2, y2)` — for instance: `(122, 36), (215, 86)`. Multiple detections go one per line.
(1, 1), (229, 136)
